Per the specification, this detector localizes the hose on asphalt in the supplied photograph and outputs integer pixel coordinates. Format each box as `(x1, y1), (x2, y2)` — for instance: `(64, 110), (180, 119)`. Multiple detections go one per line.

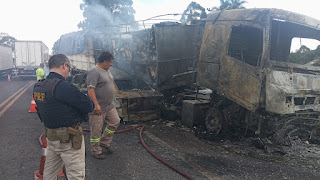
(39, 134), (45, 146)
(39, 125), (195, 180)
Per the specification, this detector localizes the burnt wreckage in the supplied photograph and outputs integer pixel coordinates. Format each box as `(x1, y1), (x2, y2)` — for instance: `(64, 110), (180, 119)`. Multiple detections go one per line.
(57, 8), (320, 146)
(197, 9), (320, 145)
(56, 21), (205, 122)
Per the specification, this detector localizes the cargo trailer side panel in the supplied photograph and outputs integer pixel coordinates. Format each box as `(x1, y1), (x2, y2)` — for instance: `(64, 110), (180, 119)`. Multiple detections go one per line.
(0, 45), (13, 71)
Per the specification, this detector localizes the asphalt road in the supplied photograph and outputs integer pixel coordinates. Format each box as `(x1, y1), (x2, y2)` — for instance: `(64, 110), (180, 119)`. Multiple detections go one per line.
(0, 78), (320, 180)
(0, 78), (201, 180)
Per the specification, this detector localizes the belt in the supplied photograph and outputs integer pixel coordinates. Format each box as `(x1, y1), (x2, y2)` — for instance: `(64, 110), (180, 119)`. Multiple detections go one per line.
(45, 124), (82, 143)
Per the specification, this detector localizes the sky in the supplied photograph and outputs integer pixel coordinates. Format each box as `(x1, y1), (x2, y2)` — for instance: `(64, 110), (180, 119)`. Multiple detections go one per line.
(1, 0), (319, 53)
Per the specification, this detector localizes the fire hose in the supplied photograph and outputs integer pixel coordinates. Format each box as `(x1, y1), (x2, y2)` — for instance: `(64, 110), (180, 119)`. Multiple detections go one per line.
(39, 125), (195, 180)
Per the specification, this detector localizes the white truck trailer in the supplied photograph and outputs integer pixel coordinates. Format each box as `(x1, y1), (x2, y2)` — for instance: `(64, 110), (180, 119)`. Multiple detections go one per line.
(0, 45), (13, 77)
(14, 41), (49, 76)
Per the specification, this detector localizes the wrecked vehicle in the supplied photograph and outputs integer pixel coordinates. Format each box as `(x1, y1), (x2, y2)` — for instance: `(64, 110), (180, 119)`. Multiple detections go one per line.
(195, 8), (320, 145)
(56, 22), (204, 121)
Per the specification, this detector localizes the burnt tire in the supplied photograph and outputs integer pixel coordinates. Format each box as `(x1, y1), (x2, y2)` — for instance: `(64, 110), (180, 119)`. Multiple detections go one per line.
(205, 108), (224, 134)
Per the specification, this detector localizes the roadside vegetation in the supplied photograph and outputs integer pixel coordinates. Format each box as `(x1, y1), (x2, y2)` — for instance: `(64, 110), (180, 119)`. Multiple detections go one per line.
(289, 45), (320, 65)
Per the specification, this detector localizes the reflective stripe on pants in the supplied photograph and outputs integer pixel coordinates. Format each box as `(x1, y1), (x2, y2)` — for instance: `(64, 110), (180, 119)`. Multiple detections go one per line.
(89, 107), (120, 155)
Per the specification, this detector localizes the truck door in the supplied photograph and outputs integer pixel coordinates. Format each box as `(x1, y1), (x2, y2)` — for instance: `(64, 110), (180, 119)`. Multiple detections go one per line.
(218, 25), (264, 111)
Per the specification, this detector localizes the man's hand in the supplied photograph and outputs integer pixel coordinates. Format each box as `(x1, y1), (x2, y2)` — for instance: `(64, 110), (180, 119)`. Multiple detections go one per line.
(94, 103), (102, 116)
(88, 88), (101, 115)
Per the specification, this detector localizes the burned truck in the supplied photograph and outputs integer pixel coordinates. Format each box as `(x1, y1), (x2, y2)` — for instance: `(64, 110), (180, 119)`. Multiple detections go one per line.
(196, 9), (320, 144)
(56, 22), (204, 121)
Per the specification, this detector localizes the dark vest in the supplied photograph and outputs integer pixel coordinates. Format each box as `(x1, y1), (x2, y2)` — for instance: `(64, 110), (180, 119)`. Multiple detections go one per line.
(33, 78), (84, 128)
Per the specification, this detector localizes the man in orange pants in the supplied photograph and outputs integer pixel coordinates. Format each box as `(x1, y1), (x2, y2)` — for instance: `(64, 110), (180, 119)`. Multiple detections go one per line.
(87, 51), (120, 159)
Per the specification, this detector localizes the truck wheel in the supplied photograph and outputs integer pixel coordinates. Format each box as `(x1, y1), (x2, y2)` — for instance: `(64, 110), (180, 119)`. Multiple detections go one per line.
(205, 108), (223, 134)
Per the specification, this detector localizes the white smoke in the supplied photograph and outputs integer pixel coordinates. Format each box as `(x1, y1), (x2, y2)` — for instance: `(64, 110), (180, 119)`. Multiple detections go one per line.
(84, 4), (114, 28)
(82, 2), (135, 33)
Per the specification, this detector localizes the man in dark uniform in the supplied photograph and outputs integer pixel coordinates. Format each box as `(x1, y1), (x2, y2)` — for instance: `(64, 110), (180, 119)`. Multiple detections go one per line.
(33, 54), (94, 180)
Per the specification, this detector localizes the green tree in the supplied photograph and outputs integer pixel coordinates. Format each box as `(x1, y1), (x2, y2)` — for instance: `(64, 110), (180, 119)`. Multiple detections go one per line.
(288, 45), (320, 65)
(0, 33), (16, 48)
(78, 0), (138, 32)
(296, 45), (310, 53)
(52, 39), (60, 55)
(211, 0), (247, 11)
(228, 0), (247, 9)
(180, 2), (207, 24)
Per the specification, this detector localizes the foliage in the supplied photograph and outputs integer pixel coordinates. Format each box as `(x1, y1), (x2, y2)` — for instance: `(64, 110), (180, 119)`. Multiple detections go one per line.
(288, 45), (320, 65)
(0, 33), (15, 48)
(228, 0), (247, 9)
(180, 1), (207, 24)
(296, 45), (310, 54)
(52, 40), (60, 55)
(211, 0), (247, 11)
(78, 0), (138, 32)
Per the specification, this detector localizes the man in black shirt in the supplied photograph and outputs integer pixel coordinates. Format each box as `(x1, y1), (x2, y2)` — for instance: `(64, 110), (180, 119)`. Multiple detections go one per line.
(33, 54), (93, 180)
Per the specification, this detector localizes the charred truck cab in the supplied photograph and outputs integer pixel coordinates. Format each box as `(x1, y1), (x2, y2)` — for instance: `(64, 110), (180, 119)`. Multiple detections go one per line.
(197, 9), (320, 144)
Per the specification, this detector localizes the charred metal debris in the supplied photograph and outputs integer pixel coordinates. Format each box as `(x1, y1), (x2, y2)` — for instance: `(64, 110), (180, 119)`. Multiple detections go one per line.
(57, 9), (320, 148)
